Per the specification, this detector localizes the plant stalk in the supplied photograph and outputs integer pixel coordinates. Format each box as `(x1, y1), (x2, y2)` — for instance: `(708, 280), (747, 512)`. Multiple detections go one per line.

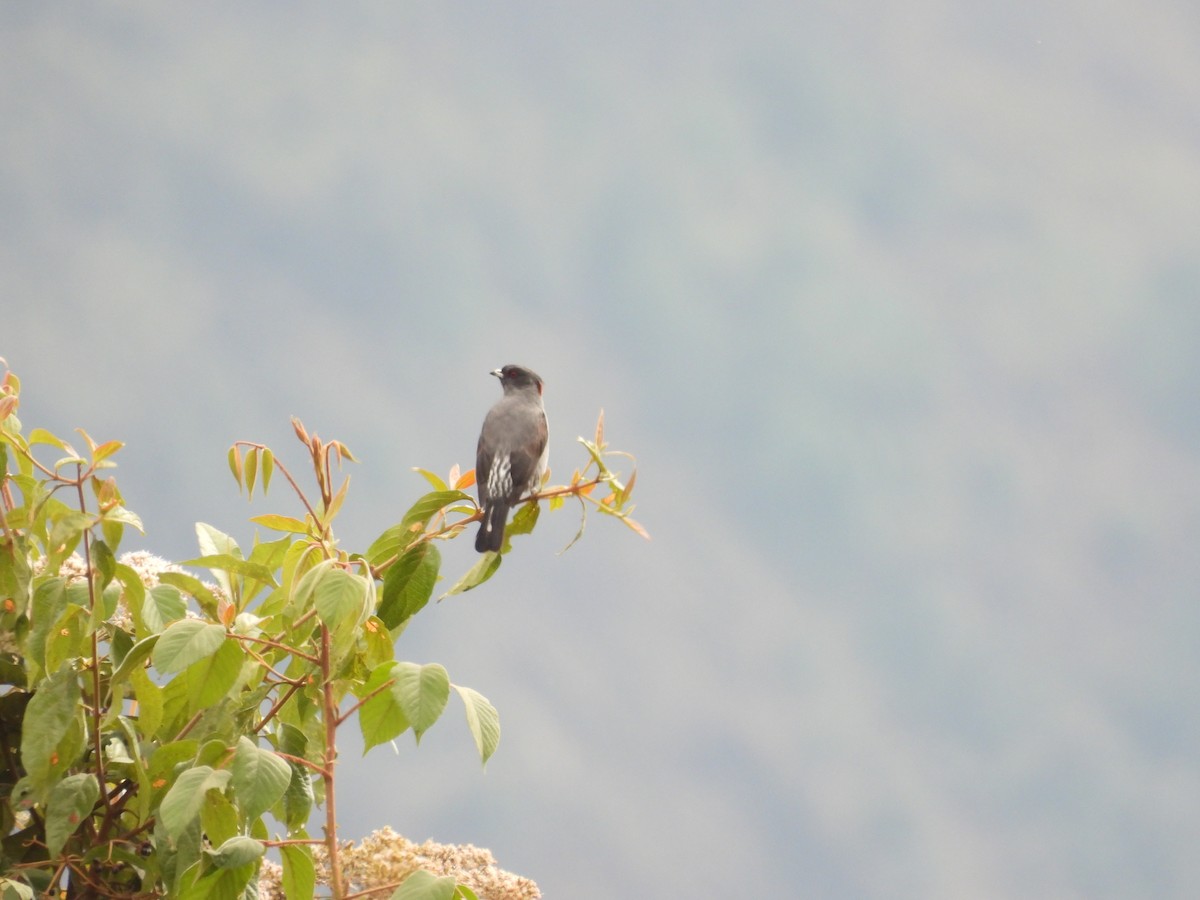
(320, 623), (344, 899)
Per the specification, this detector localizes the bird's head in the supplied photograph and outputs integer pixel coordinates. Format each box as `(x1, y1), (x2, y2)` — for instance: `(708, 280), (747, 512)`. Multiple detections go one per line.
(492, 365), (544, 396)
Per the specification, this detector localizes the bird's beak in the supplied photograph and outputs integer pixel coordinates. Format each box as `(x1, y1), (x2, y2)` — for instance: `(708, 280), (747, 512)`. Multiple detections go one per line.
(490, 369), (503, 379)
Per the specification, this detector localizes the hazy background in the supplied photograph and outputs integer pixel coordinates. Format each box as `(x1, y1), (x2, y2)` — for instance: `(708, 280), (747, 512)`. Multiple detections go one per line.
(4, 3), (1199, 897)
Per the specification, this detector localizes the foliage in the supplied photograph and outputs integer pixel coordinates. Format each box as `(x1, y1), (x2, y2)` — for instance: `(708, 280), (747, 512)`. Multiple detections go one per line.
(0, 364), (645, 899)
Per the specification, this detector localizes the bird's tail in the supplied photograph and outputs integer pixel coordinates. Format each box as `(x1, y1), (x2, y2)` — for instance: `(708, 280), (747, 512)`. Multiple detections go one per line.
(475, 502), (509, 553)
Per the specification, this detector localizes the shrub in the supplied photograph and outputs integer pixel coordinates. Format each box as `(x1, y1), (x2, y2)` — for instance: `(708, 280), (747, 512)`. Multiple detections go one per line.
(0, 365), (644, 899)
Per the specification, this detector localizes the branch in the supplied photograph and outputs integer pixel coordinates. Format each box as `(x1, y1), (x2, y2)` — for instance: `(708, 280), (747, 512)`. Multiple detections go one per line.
(336, 676), (396, 728)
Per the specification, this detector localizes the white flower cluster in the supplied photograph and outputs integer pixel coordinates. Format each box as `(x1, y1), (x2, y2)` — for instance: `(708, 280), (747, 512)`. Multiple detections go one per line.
(31, 550), (220, 629)
(256, 827), (541, 900)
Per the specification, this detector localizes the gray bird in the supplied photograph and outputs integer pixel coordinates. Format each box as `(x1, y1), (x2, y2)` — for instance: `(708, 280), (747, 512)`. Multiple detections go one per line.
(475, 365), (549, 553)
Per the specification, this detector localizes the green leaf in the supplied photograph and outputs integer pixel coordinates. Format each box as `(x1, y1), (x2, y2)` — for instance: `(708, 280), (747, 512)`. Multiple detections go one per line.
(148, 737), (197, 776)
(362, 615), (395, 669)
(45, 603), (88, 674)
(249, 513), (310, 534)
(158, 571), (221, 620)
(290, 557), (329, 614)
(454, 685), (501, 767)
(109, 622), (134, 667)
(281, 843), (316, 900)
(102, 504), (144, 533)
(412, 468), (448, 491)
(228, 446), (243, 488)
(391, 662), (449, 743)
(365, 523), (418, 567)
(379, 542), (440, 630)
(90, 439), (123, 463)
(148, 740), (199, 803)
(57, 704), (86, 782)
(261, 448), (274, 494)
(114, 715), (154, 821)
(439, 553), (502, 599)
(297, 562), (370, 669)
(401, 490), (473, 532)
(178, 554), (277, 587)
(322, 475), (350, 523)
(158, 676), (191, 745)
(101, 680), (127, 733)
(577, 435), (608, 471)
(357, 662), (409, 753)
(112, 562), (147, 633)
(19, 668), (79, 789)
(111, 634), (159, 685)
(166, 818), (205, 896)
(24, 576), (68, 674)
(245, 448), (259, 499)
(129, 664), (164, 740)
(186, 639), (243, 708)
(0, 531), (32, 617)
(390, 870), (457, 900)
(99, 580), (122, 627)
(152, 620), (226, 674)
(274, 723), (314, 830)
(507, 502), (540, 538)
(206, 835), (264, 869)
(0, 877), (36, 899)
(175, 861), (256, 900)
(231, 736), (291, 822)
(195, 522), (240, 596)
(143, 584), (187, 633)
(282, 762), (314, 831)
(92, 539), (117, 591)
(313, 566), (369, 627)
(47, 511), (96, 564)
(28, 427), (69, 451)
(279, 538), (321, 603)
(102, 731), (134, 766)
(200, 783), (239, 846)
(45, 772), (99, 857)
(247, 532), (292, 572)
(159, 766), (232, 840)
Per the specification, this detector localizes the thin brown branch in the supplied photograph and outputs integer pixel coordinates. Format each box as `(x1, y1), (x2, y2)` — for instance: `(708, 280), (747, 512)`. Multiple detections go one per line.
(369, 477), (609, 578)
(320, 623), (345, 899)
(274, 751), (330, 778)
(252, 679), (307, 735)
(8, 441), (61, 480)
(345, 880), (408, 900)
(528, 476), (605, 501)
(336, 676), (396, 728)
(239, 643), (309, 684)
(229, 631), (321, 666)
(262, 837), (326, 847)
(75, 469), (111, 830)
(173, 708), (205, 742)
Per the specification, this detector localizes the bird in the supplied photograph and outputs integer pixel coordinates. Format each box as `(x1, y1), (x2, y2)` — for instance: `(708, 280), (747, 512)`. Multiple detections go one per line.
(475, 364), (549, 553)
